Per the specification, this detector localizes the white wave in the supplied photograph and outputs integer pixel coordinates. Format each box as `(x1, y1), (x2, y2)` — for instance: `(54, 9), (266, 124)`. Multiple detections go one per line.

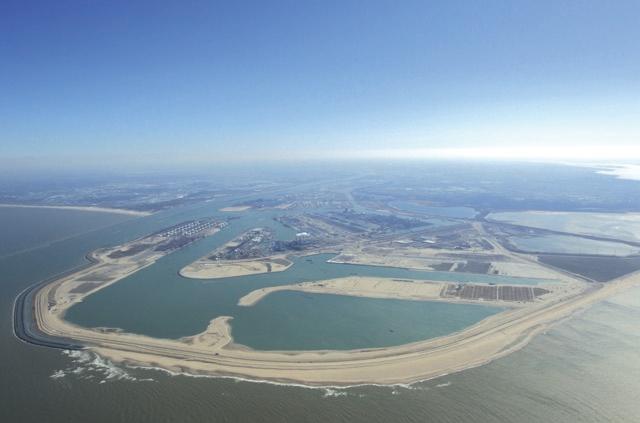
(55, 351), (456, 395)
(50, 369), (66, 379)
(131, 363), (414, 393)
(50, 350), (154, 383)
(322, 388), (348, 398)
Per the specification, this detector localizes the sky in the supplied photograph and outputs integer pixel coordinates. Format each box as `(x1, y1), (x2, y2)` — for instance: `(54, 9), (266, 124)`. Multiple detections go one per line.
(1, 0), (639, 168)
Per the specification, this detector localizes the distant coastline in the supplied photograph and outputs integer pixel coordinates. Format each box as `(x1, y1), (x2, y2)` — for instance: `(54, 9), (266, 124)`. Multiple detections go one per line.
(0, 203), (151, 217)
(596, 164), (640, 181)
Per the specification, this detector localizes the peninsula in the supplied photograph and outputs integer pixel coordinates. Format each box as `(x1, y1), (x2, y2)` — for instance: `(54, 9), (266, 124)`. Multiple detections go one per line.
(17, 206), (639, 386)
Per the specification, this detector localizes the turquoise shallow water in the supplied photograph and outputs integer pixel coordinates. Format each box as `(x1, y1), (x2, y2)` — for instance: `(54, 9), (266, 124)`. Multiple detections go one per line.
(63, 205), (540, 347)
(2, 205), (640, 422)
(232, 290), (499, 350)
(65, 247), (507, 348)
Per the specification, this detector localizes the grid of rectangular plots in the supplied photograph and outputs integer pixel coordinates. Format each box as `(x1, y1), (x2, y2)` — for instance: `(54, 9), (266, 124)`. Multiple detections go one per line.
(451, 285), (550, 302)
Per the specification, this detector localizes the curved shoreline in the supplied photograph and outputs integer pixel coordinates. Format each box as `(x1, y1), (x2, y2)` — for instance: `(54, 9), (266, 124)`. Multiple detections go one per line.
(53, 279), (625, 386)
(239, 277), (446, 306)
(0, 203), (151, 217)
(12, 253), (98, 350)
(180, 256), (292, 280)
(20, 241), (638, 386)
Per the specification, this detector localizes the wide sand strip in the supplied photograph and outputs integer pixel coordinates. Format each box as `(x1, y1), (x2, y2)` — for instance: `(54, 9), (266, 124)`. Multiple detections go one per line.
(31, 236), (639, 386)
(29, 216), (639, 386)
(236, 276), (550, 308)
(219, 206), (252, 212)
(34, 272), (638, 386)
(180, 257), (292, 280)
(238, 276), (445, 306)
(0, 203), (151, 216)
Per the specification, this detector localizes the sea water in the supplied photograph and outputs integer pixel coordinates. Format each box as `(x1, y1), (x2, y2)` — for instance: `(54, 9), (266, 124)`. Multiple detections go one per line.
(3, 205), (639, 422)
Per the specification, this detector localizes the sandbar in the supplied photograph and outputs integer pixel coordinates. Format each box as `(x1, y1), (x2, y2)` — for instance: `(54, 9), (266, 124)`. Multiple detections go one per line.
(238, 276), (445, 306)
(25, 220), (640, 386)
(180, 256), (292, 279)
(219, 206), (252, 212)
(0, 203), (151, 216)
(34, 267), (638, 386)
(237, 275), (558, 308)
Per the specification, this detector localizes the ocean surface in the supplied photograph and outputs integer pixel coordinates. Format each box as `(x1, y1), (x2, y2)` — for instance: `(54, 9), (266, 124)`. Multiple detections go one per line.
(0, 206), (132, 258)
(2, 205), (639, 422)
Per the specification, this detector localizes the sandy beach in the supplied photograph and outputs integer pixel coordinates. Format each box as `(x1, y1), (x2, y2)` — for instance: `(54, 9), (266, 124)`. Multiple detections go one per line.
(0, 203), (151, 216)
(32, 265), (639, 386)
(28, 225), (640, 386)
(180, 256), (292, 279)
(235, 275), (552, 308)
(238, 276), (445, 306)
(219, 206), (252, 212)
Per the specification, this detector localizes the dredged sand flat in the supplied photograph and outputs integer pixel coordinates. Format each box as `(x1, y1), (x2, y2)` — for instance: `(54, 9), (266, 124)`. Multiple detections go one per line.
(28, 224), (640, 386)
(239, 276), (446, 306)
(180, 256), (292, 279)
(0, 203), (151, 216)
(236, 275), (549, 307)
(34, 268), (638, 386)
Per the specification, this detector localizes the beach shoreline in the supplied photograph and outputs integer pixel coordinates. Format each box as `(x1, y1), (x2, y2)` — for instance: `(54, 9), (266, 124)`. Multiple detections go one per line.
(49, 274), (634, 387)
(0, 203), (152, 217)
(24, 230), (639, 386)
(219, 206), (252, 212)
(89, 275), (635, 386)
(180, 256), (292, 279)
(235, 275), (548, 308)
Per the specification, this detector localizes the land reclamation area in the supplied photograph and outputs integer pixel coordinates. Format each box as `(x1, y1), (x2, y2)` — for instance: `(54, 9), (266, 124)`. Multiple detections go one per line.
(21, 186), (640, 386)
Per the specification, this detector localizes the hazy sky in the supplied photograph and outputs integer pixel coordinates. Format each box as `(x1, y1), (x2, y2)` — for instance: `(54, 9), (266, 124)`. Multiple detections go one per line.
(2, 0), (639, 167)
